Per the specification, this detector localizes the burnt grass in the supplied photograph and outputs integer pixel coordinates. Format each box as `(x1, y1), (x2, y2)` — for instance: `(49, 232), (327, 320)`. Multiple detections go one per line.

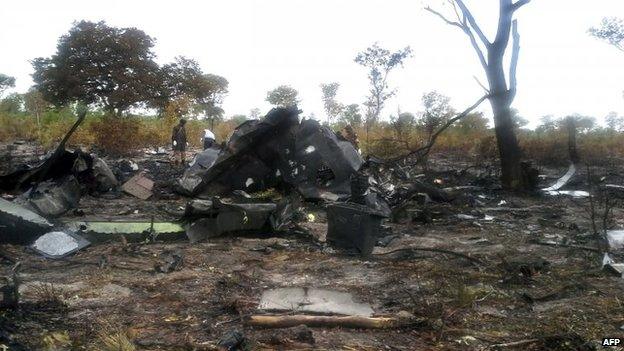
(1, 142), (624, 350)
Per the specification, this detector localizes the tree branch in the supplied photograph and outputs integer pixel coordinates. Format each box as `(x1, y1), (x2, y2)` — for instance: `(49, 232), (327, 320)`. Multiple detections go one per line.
(424, 6), (463, 29)
(425, 5), (488, 70)
(508, 20), (520, 102)
(473, 75), (490, 94)
(511, 0), (531, 12)
(462, 15), (489, 71)
(388, 94), (489, 164)
(454, 0), (491, 46)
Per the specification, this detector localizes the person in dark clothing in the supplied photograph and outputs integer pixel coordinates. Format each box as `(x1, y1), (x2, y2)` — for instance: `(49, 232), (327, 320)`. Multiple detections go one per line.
(171, 119), (187, 165)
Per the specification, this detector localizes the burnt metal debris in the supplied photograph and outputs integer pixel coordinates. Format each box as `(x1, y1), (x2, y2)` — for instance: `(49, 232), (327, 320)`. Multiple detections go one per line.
(23, 176), (81, 218)
(176, 107), (363, 201)
(184, 198), (277, 243)
(326, 202), (387, 256)
(0, 198), (53, 244)
(0, 107), (479, 261)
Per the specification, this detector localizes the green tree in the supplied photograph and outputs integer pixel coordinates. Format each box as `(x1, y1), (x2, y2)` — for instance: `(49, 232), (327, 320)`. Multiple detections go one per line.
(320, 82), (343, 125)
(420, 91), (454, 142)
(23, 89), (50, 129)
(354, 43), (411, 127)
(559, 114), (595, 133)
(32, 21), (161, 116)
(266, 85), (299, 107)
(454, 112), (489, 133)
(536, 115), (556, 134)
(391, 110), (416, 140)
(510, 108), (528, 129)
(589, 17), (624, 51)
(338, 104), (362, 127)
(605, 111), (624, 132)
(159, 57), (229, 121)
(0, 93), (24, 115)
(0, 74), (15, 96)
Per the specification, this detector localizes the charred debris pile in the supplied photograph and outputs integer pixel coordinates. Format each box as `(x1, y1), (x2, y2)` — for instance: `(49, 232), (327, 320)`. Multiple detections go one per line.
(0, 107), (470, 257)
(1, 107), (620, 259)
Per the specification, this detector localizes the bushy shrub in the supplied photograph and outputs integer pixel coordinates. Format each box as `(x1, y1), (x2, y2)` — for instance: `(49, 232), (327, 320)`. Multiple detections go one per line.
(1, 109), (623, 165)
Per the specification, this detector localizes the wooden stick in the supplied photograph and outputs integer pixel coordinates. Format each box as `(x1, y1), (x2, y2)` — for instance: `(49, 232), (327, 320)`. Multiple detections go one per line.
(532, 241), (601, 253)
(490, 338), (539, 349)
(375, 247), (483, 266)
(247, 315), (398, 329)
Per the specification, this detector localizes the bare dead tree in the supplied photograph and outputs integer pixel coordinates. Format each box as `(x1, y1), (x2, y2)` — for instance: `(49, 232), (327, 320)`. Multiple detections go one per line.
(426, 0), (532, 190)
(585, 165), (614, 253)
(566, 116), (580, 164)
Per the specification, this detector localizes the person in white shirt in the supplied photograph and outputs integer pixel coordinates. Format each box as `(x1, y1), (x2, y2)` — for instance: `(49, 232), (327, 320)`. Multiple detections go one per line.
(202, 129), (216, 150)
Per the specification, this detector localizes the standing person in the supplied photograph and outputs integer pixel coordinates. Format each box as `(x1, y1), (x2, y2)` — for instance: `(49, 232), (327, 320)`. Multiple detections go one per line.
(202, 128), (216, 150)
(171, 119), (187, 165)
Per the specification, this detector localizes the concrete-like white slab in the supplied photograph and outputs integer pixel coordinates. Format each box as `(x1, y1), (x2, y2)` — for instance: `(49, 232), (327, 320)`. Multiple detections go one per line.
(258, 287), (374, 317)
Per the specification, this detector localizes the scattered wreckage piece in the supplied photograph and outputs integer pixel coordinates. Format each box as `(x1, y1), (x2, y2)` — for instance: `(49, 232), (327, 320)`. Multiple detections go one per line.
(30, 231), (90, 259)
(250, 287), (415, 329)
(73, 221), (185, 243)
(177, 107), (364, 201)
(24, 176), (81, 217)
(607, 230), (624, 251)
(217, 330), (247, 351)
(387, 180), (453, 211)
(542, 164), (576, 192)
(603, 262), (624, 278)
(541, 164), (589, 198)
(0, 110), (90, 192)
(184, 198), (276, 243)
(122, 173), (154, 200)
(0, 149), (89, 191)
(258, 288), (374, 317)
(326, 202), (387, 256)
(154, 249), (184, 273)
(92, 157), (119, 192)
(175, 148), (220, 196)
(0, 198), (53, 244)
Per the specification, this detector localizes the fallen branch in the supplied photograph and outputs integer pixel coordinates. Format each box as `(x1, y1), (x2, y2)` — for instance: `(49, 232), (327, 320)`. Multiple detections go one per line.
(374, 247), (483, 266)
(247, 315), (402, 329)
(388, 94), (489, 165)
(0, 248), (17, 264)
(532, 241), (601, 253)
(490, 338), (539, 349)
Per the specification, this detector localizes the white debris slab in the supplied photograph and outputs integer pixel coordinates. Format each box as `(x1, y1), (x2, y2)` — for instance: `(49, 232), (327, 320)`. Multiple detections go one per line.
(542, 164), (576, 191)
(607, 230), (624, 250)
(0, 198), (52, 227)
(258, 288), (374, 317)
(31, 231), (90, 258)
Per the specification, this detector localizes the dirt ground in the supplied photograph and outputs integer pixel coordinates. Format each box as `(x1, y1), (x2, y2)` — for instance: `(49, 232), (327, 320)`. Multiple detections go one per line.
(1, 141), (623, 350)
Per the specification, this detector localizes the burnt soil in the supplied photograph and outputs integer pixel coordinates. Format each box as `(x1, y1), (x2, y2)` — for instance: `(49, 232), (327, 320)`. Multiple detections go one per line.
(1, 142), (623, 350)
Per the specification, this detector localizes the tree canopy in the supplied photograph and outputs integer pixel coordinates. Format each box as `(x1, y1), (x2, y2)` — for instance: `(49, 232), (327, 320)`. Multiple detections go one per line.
(0, 74), (15, 96)
(355, 43), (411, 126)
(32, 21), (227, 117)
(266, 85), (299, 107)
(589, 17), (624, 51)
(420, 91), (454, 140)
(32, 21), (161, 115)
(320, 82), (343, 125)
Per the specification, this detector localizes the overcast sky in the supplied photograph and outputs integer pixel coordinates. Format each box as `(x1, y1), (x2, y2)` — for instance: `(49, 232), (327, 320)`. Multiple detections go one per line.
(1, 0), (623, 127)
